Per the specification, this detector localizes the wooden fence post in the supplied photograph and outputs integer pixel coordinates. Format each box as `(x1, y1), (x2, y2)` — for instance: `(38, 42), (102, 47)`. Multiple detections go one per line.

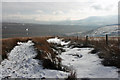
(106, 34), (108, 45)
(86, 36), (88, 45)
(0, 55), (2, 63)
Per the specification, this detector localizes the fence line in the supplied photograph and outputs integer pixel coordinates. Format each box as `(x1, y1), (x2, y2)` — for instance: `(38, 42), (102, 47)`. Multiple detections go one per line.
(75, 35), (109, 45)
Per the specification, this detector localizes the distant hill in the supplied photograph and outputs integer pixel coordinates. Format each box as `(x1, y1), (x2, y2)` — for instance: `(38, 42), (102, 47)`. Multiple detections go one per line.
(65, 24), (119, 37)
(82, 24), (119, 37)
(51, 15), (118, 27)
(3, 15), (118, 30)
(2, 15), (118, 37)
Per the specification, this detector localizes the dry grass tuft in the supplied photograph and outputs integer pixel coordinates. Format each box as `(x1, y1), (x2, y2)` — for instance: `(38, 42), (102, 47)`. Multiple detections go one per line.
(1, 37), (30, 60)
(66, 36), (120, 68)
(1, 36), (67, 71)
(89, 38), (120, 68)
(66, 71), (77, 80)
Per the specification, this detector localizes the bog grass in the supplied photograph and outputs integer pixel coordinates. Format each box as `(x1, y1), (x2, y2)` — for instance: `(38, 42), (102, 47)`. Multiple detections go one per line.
(64, 36), (120, 68)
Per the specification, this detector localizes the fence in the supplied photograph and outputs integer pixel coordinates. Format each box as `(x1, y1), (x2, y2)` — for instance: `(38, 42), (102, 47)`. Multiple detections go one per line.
(86, 34), (109, 45)
(76, 34), (109, 45)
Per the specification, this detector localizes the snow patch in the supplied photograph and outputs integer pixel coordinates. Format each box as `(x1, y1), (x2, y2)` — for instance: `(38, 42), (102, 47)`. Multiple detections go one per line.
(0, 40), (69, 79)
(47, 37), (118, 78)
(60, 47), (118, 78)
(47, 37), (70, 46)
(89, 25), (119, 36)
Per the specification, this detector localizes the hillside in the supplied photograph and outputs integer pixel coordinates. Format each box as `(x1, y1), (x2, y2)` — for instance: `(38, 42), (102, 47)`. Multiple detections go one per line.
(0, 37), (119, 79)
(66, 24), (119, 37)
(47, 15), (118, 28)
(83, 25), (119, 37)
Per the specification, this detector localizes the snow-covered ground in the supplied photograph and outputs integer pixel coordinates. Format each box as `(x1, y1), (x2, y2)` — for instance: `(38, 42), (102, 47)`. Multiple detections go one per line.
(0, 37), (119, 79)
(0, 40), (68, 79)
(47, 37), (118, 78)
(60, 48), (118, 78)
(47, 37), (70, 46)
(65, 25), (119, 37)
(88, 25), (119, 37)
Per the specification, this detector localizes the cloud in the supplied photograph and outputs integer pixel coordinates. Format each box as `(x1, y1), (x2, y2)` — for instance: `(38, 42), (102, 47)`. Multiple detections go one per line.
(52, 10), (64, 15)
(2, 1), (119, 22)
(2, 0), (91, 2)
(36, 10), (44, 14)
(91, 0), (119, 10)
(92, 5), (104, 10)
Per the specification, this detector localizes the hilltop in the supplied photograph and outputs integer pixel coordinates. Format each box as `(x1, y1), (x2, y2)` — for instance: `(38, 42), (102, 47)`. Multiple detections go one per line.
(0, 36), (119, 79)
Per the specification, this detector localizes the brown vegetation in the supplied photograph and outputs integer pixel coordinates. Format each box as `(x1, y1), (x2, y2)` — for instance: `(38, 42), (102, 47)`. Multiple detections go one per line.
(1, 37), (52, 59)
(1, 36), (119, 79)
(66, 71), (77, 80)
(1, 37), (30, 60)
(64, 36), (120, 68)
(90, 39), (120, 68)
(1, 36), (65, 70)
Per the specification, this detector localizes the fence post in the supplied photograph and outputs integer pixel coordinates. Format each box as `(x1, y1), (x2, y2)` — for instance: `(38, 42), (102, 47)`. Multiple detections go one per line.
(77, 35), (78, 41)
(0, 55), (2, 63)
(106, 34), (108, 45)
(86, 36), (88, 45)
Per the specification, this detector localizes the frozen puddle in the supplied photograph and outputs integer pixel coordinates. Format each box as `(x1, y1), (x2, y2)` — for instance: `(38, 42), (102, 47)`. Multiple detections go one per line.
(0, 40), (68, 79)
(47, 37), (118, 78)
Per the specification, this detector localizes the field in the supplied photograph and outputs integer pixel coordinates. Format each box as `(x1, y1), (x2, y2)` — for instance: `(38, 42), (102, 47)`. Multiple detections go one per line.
(2, 1), (119, 79)
(0, 36), (120, 79)
(63, 36), (120, 68)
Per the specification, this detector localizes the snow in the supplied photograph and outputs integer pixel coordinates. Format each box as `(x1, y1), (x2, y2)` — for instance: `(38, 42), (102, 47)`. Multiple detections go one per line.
(25, 28), (29, 31)
(47, 37), (118, 78)
(118, 69), (120, 80)
(90, 25), (119, 36)
(47, 37), (70, 46)
(0, 40), (68, 79)
(0, 37), (118, 79)
(60, 47), (118, 78)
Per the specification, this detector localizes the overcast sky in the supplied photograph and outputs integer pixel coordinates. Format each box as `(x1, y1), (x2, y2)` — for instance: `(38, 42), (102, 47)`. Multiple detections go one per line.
(2, 0), (119, 22)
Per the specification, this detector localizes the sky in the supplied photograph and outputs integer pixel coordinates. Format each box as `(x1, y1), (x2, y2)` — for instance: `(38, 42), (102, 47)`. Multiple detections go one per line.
(1, 0), (119, 23)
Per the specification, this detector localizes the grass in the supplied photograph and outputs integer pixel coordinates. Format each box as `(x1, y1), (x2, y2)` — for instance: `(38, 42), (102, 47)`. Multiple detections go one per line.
(1, 37), (52, 59)
(64, 36), (120, 68)
(1, 36), (70, 72)
(89, 37), (120, 68)
(1, 37), (30, 60)
(66, 71), (77, 80)
(1, 36), (119, 79)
